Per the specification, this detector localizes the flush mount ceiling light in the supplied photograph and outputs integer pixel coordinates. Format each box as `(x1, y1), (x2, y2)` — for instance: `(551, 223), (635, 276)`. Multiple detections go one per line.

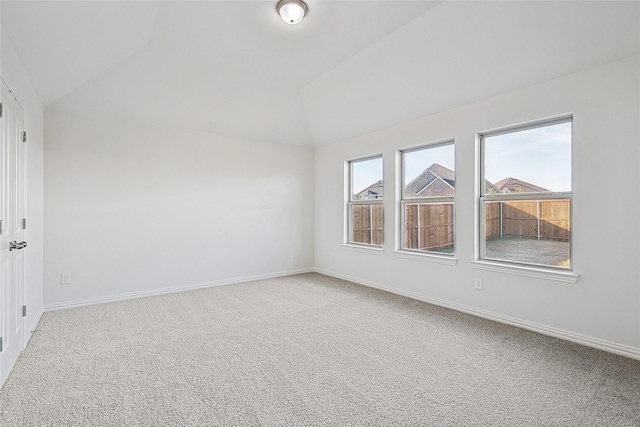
(276, 0), (308, 25)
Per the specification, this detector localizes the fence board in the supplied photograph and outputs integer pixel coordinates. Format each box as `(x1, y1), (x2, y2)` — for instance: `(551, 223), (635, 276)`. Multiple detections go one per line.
(351, 204), (383, 245)
(405, 205), (418, 249)
(540, 199), (570, 240)
(419, 204), (453, 250)
(351, 205), (370, 244)
(485, 199), (570, 242)
(371, 204), (384, 246)
(485, 202), (501, 240)
(502, 201), (538, 238)
(354, 199), (569, 247)
(404, 203), (453, 251)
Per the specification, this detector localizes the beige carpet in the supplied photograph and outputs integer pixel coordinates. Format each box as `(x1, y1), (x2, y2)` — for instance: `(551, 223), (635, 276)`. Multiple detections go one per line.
(0, 273), (638, 426)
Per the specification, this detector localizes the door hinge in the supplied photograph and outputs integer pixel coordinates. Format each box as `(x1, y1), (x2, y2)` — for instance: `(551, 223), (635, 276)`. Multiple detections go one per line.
(0, 337), (3, 352)
(22, 218), (27, 230)
(22, 131), (27, 143)
(0, 103), (3, 118)
(0, 219), (2, 235)
(22, 306), (27, 317)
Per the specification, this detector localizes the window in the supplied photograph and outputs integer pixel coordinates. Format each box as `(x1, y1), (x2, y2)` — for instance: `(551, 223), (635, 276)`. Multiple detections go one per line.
(401, 142), (455, 255)
(479, 117), (572, 269)
(348, 156), (383, 246)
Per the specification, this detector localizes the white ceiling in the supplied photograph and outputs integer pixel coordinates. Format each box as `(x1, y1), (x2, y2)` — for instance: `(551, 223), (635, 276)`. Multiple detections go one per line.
(2, 1), (639, 146)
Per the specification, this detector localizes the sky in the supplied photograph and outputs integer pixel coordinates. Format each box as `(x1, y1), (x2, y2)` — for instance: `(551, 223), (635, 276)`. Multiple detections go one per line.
(484, 121), (571, 192)
(352, 157), (383, 195)
(404, 143), (455, 184)
(352, 121), (571, 195)
(351, 144), (455, 195)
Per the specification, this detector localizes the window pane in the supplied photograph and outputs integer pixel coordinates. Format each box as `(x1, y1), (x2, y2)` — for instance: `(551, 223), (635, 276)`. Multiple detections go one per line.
(480, 118), (572, 270)
(484, 121), (571, 194)
(352, 157), (383, 200)
(350, 204), (383, 245)
(401, 143), (455, 255)
(404, 144), (455, 198)
(349, 156), (383, 247)
(484, 199), (571, 268)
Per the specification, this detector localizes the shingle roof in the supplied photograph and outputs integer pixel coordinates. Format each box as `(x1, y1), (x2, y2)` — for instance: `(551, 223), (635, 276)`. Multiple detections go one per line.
(354, 163), (549, 200)
(427, 163), (455, 183)
(484, 180), (502, 194)
(494, 177), (549, 193)
(357, 167), (547, 200)
(405, 163), (455, 197)
(354, 180), (383, 199)
(416, 176), (455, 197)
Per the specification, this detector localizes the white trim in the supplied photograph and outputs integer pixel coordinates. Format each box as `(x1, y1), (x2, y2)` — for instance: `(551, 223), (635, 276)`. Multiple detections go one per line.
(479, 114), (573, 139)
(471, 260), (578, 283)
(399, 138), (454, 155)
(394, 149), (403, 252)
(44, 268), (314, 312)
(314, 268), (638, 361)
(393, 250), (457, 265)
(347, 152), (384, 164)
(24, 306), (44, 347)
(342, 243), (384, 254)
(477, 117), (574, 271)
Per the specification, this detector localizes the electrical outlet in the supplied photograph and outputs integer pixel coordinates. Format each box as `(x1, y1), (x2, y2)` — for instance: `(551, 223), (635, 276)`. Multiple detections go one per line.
(474, 278), (483, 290)
(61, 273), (72, 285)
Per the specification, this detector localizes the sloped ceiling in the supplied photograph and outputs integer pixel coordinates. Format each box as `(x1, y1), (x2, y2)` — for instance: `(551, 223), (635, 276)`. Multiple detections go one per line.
(2, 1), (639, 146)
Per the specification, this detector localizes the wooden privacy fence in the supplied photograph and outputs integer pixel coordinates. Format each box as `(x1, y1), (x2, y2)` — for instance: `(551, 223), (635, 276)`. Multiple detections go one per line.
(352, 199), (569, 247)
(351, 204), (383, 245)
(352, 203), (455, 250)
(405, 203), (454, 251)
(485, 199), (570, 241)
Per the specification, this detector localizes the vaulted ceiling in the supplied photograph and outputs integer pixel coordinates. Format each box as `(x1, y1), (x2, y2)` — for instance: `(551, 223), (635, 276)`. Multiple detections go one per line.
(2, 1), (639, 146)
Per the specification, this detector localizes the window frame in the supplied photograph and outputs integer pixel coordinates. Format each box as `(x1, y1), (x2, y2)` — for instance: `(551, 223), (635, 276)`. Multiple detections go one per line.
(478, 116), (573, 271)
(399, 140), (456, 257)
(346, 155), (384, 248)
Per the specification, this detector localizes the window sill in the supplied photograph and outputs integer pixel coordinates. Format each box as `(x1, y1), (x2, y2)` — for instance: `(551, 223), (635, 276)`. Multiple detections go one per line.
(471, 260), (579, 283)
(393, 251), (457, 265)
(342, 244), (385, 255)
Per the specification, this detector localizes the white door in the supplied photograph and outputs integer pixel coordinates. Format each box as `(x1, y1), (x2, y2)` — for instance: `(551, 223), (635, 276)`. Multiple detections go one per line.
(0, 80), (26, 386)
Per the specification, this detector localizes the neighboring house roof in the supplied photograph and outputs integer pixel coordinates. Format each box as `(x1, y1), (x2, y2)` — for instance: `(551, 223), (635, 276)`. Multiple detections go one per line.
(484, 180), (502, 195)
(354, 180), (383, 200)
(356, 166), (547, 200)
(494, 177), (549, 193)
(405, 163), (455, 198)
(426, 163), (455, 184)
(404, 163), (525, 196)
(416, 176), (455, 197)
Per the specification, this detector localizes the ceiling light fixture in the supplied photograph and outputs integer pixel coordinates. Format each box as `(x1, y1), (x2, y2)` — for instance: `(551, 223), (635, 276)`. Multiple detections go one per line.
(276, 0), (308, 25)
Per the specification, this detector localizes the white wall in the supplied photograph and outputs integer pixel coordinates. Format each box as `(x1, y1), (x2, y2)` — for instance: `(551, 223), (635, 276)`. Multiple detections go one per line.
(1, 28), (46, 340)
(44, 106), (314, 308)
(314, 56), (640, 358)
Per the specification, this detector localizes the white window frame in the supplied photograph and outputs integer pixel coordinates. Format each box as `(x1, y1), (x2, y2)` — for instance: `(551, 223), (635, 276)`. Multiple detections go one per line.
(477, 116), (574, 272)
(346, 155), (384, 248)
(398, 140), (456, 258)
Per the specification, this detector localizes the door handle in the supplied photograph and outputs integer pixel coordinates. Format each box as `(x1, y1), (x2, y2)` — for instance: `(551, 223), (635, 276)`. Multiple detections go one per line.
(9, 241), (27, 251)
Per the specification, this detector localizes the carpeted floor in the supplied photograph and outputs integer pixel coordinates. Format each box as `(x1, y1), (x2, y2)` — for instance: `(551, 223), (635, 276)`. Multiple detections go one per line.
(0, 273), (638, 426)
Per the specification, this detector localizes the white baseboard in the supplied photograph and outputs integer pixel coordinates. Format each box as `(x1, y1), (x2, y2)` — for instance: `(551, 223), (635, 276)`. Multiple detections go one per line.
(44, 268), (314, 312)
(25, 307), (45, 347)
(315, 267), (640, 361)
